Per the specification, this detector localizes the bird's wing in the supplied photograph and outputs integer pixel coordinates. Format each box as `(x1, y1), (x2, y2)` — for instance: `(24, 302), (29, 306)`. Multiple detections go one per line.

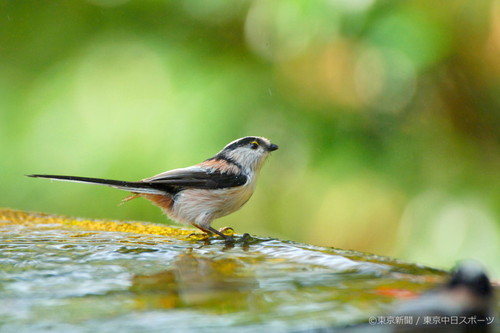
(143, 166), (247, 189)
(28, 166), (247, 195)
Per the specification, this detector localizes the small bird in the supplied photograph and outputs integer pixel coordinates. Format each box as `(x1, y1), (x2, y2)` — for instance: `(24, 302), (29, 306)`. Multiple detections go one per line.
(392, 260), (495, 333)
(303, 261), (496, 333)
(28, 136), (278, 240)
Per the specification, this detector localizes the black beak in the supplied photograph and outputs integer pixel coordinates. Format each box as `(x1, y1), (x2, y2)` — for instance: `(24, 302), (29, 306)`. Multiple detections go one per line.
(268, 143), (279, 151)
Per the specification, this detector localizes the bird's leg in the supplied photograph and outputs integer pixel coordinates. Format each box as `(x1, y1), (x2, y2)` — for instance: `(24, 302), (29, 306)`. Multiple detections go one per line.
(188, 225), (212, 239)
(192, 225), (233, 242)
(218, 226), (234, 235)
(208, 226), (234, 241)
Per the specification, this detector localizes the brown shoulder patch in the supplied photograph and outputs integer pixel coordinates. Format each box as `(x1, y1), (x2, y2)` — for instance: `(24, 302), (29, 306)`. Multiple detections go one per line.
(199, 159), (240, 174)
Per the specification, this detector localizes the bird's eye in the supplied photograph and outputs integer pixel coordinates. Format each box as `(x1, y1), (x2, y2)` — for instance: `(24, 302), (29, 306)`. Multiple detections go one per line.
(250, 141), (259, 150)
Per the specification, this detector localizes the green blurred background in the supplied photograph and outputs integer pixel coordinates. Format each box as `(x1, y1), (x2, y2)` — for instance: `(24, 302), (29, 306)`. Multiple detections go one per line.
(1, 0), (499, 276)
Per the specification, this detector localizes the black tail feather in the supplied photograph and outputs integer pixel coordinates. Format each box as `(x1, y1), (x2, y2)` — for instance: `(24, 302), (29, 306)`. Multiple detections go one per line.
(27, 174), (166, 194)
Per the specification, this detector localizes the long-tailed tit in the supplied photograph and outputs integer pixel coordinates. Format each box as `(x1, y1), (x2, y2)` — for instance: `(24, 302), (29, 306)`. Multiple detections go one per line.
(28, 136), (278, 240)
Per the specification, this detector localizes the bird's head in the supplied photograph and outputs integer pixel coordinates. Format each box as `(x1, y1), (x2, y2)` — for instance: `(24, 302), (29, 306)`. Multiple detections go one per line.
(218, 136), (278, 173)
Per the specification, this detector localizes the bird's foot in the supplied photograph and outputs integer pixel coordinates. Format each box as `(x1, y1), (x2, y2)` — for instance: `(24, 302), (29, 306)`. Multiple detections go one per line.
(188, 226), (236, 243)
(240, 233), (252, 241)
(218, 226), (235, 237)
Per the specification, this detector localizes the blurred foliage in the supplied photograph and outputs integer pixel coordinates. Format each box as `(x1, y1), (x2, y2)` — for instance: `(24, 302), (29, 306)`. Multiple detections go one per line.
(1, 0), (499, 276)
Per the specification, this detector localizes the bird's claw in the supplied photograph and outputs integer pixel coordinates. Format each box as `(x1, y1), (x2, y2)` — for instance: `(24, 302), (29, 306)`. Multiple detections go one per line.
(218, 226), (235, 236)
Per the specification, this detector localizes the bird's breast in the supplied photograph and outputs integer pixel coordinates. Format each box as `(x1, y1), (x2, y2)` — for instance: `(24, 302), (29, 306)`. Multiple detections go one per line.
(168, 179), (256, 226)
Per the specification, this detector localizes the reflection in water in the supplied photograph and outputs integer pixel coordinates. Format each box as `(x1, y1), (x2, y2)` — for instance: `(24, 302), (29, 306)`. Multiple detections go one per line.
(130, 252), (258, 311)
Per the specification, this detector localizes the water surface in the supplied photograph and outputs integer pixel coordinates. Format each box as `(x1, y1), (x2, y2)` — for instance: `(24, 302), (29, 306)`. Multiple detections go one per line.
(0, 209), (463, 332)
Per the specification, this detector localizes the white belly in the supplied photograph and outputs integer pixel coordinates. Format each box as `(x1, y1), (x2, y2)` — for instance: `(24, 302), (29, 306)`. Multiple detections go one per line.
(168, 182), (256, 229)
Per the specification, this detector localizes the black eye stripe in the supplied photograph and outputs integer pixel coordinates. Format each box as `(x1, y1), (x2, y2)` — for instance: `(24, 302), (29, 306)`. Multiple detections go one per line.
(224, 137), (263, 151)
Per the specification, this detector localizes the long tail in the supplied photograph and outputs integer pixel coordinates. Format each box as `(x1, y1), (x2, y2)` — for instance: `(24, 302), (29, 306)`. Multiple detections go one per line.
(27, 174), (166, 195)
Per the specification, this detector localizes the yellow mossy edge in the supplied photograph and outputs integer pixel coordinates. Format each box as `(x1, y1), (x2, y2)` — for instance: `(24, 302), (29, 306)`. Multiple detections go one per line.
(0, 208), (194, 238)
